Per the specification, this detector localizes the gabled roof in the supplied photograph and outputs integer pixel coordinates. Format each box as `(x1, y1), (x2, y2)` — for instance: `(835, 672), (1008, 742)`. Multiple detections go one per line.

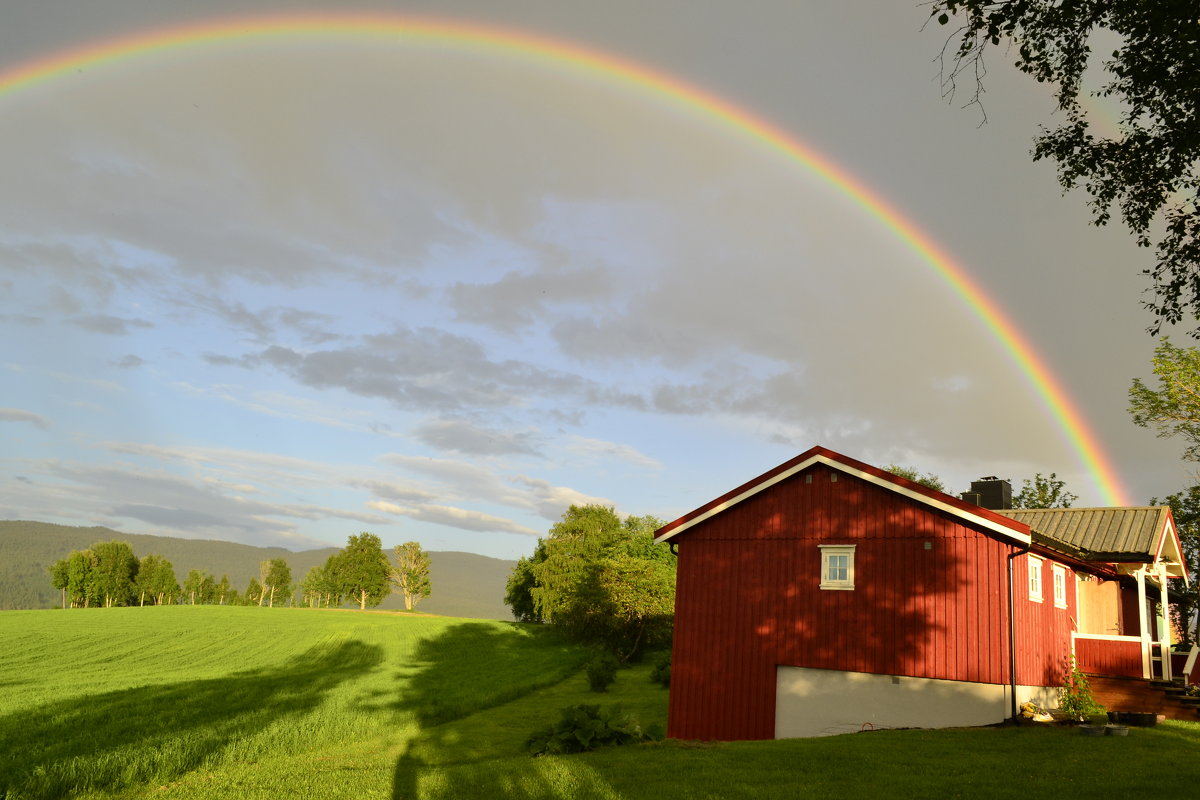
(997, 507), (1187, 579)
(654, 445), (1031, 546)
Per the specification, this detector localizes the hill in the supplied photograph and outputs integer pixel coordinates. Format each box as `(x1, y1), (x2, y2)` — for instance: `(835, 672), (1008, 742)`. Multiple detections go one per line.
(0, 520), (516, 619)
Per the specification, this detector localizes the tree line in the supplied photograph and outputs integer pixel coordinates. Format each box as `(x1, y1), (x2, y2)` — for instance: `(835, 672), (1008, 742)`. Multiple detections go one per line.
(48, 533), (431, 611)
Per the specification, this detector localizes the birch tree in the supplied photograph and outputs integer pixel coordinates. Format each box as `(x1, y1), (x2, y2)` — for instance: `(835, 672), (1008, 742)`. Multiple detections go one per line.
(391, 542), (432, 610)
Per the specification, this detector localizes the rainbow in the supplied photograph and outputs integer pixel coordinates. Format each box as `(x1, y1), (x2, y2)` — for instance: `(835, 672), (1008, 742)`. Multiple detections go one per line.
(0, 13), (1131, 505)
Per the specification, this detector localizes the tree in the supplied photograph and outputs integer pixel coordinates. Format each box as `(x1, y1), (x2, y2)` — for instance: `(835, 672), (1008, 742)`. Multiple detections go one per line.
(391, 542), (432, 610)
(327, 532), (391, 610)
(65, 549), (97, 608)
(183, 569), (207, 605)
(1012, 472), (1079, 509)
(262, 558), (292, 608)
(1152, 484), (1200, 644)
(89, 541), (138, 608)
(215, 574), (231, 605)
(245, 577), (263, 607)
(145, 557), (179, 606)
(504, 539), (548, 623)
(884, 464), (947, 492)
(300, 565), (328, 608)
(932, 1), (1200, 334)
(1129, 338), (1200, 459)
(49, 558), (69, 609)
(522, 505), (674, 660)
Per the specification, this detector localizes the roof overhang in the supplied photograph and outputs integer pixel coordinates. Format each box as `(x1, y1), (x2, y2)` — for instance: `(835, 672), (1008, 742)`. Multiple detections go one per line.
(654, 447), (1031, 546)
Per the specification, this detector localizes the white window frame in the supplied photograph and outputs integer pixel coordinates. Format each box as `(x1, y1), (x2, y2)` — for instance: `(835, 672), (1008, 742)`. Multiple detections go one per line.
(1028, 556), (1044, 603)
(1052, 564), (1068, 609)
(819, 545), (855, 590)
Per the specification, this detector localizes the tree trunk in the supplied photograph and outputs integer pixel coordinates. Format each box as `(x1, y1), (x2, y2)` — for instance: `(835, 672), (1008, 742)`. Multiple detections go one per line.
(360, 589), (367, 610)
(404, 593), (413, 611)
(269, 586), (276, 608)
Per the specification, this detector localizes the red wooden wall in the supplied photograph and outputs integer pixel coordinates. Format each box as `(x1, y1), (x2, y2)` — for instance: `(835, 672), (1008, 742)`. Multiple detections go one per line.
(668, 463), (1066, 741)
(1011, 552), (1074, 688)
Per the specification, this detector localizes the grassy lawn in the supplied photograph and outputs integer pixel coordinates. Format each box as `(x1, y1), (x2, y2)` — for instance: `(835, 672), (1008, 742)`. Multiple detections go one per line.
(2, 606), (1198, 799)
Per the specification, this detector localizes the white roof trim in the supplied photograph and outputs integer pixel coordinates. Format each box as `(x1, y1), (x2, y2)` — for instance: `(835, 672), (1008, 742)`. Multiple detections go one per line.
(655, 453), (1031, 546)
(1158, 518), (1189, 584)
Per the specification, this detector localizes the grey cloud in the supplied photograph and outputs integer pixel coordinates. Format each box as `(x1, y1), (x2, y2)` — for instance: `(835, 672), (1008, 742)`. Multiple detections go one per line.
(111, 503), (232, 530)
(354, 480), (438, 505)
(448, 267), (613, 332)
(0, 314), (43, 325)
(413, 418), (544, 457)
(368, 500), (539, 536)
(113, 354), (144, 368)
(177, 293), (342, 345)
(70, 314), (154, 335)
(225, 327), (612, 413)
(0, 408), (49, 429)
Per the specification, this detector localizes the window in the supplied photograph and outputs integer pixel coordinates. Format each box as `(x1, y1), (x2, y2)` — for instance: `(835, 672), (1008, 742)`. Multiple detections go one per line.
(1028, 557), (1043, 603)
(819, 545), (855, 590)
(1052, 565), (1068, 608)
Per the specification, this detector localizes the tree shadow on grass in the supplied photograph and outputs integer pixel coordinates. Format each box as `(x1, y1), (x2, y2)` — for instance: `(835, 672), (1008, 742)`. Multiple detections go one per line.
(388, 621), (620, 800)
(0, 639), (381, 800)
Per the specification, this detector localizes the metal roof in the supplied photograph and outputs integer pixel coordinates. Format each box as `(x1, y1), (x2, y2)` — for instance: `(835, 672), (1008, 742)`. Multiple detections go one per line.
(996, 507), (1169, 559)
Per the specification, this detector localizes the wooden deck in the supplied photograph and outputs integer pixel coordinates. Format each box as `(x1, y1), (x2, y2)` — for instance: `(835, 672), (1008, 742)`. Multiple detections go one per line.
(1086, 675), (1200, 721)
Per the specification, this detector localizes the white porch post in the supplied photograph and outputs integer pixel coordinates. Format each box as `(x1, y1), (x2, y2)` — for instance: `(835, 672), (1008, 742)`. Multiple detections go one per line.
(1137, 568), (1151, 679)
(1159, 563), (1172, 682)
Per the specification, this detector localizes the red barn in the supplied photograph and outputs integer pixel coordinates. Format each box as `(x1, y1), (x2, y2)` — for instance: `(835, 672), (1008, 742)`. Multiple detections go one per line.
(655, 446), (1190, 740)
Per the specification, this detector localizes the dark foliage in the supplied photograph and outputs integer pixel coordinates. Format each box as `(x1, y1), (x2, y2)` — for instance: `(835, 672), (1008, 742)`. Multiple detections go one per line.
(586, 653), (619, 693)
(649, 652), (671, 688)
(524, 704), (661, 757)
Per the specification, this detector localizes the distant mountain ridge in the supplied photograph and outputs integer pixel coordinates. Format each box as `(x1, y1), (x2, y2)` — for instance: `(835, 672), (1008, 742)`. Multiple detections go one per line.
(0, 520), (516, 619)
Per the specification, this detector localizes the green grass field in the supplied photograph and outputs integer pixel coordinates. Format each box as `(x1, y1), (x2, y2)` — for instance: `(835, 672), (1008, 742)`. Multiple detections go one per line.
(2, 607), (1198, 799)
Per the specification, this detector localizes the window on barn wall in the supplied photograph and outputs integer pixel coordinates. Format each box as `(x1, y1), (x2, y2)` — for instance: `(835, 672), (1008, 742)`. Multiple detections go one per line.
(819, 545), (855, 590)
(1052, 565), (1067, 608)
(1028, 557), (1044, 603)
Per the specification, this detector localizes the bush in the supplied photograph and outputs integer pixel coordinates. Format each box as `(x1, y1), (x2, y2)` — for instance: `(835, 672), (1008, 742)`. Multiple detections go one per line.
(586, 653), (619, 692)
(1058, 656), (1105, 722)
(524, 704), (660, 756)
(649, 652), (670, 688)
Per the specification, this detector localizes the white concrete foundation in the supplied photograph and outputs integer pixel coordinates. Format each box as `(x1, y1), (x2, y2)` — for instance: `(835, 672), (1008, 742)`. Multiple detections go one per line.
(775, 665), (1055, 738)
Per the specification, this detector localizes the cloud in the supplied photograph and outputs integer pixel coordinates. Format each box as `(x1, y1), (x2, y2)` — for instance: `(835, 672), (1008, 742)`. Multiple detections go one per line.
(564, 436), (662, 469)
(447, 267), (613, 332)
(0, 408), (49, 429)
(413, 418), (544, 457)
(69, 314), (153, 335)
(175, 292), (341, 345)
(367, 500), (539, 536)
(222, 327), (617, 412)
(111, 503), (230, 530)
(113, 354), (144, 368)
(511, 475), (614, 519)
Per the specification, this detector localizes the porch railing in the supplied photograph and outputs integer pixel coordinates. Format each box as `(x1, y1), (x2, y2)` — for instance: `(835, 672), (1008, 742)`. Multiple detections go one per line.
(1072, 633), (1143, 679)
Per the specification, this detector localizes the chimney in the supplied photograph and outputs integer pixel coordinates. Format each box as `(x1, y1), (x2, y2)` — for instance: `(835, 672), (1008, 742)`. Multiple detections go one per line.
(961, 476), (1012, 510)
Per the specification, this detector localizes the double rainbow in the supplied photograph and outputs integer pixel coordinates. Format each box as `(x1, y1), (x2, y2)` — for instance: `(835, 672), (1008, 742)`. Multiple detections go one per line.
(0, 13), (1130, 505)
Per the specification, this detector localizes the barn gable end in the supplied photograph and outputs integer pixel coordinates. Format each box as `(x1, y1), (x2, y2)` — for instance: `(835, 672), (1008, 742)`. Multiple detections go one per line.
(662, 447), (1036, 741)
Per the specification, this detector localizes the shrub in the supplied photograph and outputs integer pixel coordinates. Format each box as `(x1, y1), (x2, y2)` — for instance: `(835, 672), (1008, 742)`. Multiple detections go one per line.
(1058, 655), (1105, 722)
(586, 653), (619, 692)
(524, 704), (660, 756)
(649, 652), (670, 688)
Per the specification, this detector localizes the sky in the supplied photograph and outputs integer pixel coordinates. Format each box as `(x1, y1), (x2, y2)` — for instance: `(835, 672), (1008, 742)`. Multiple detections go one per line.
(0, 0), (1191, 559)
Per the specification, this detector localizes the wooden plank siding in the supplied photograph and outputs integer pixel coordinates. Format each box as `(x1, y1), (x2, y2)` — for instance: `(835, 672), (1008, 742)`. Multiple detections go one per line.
(668, 463), (1030, 741)
(1074, 637), (1143, 678)
(1011, 553), (1075, 688)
